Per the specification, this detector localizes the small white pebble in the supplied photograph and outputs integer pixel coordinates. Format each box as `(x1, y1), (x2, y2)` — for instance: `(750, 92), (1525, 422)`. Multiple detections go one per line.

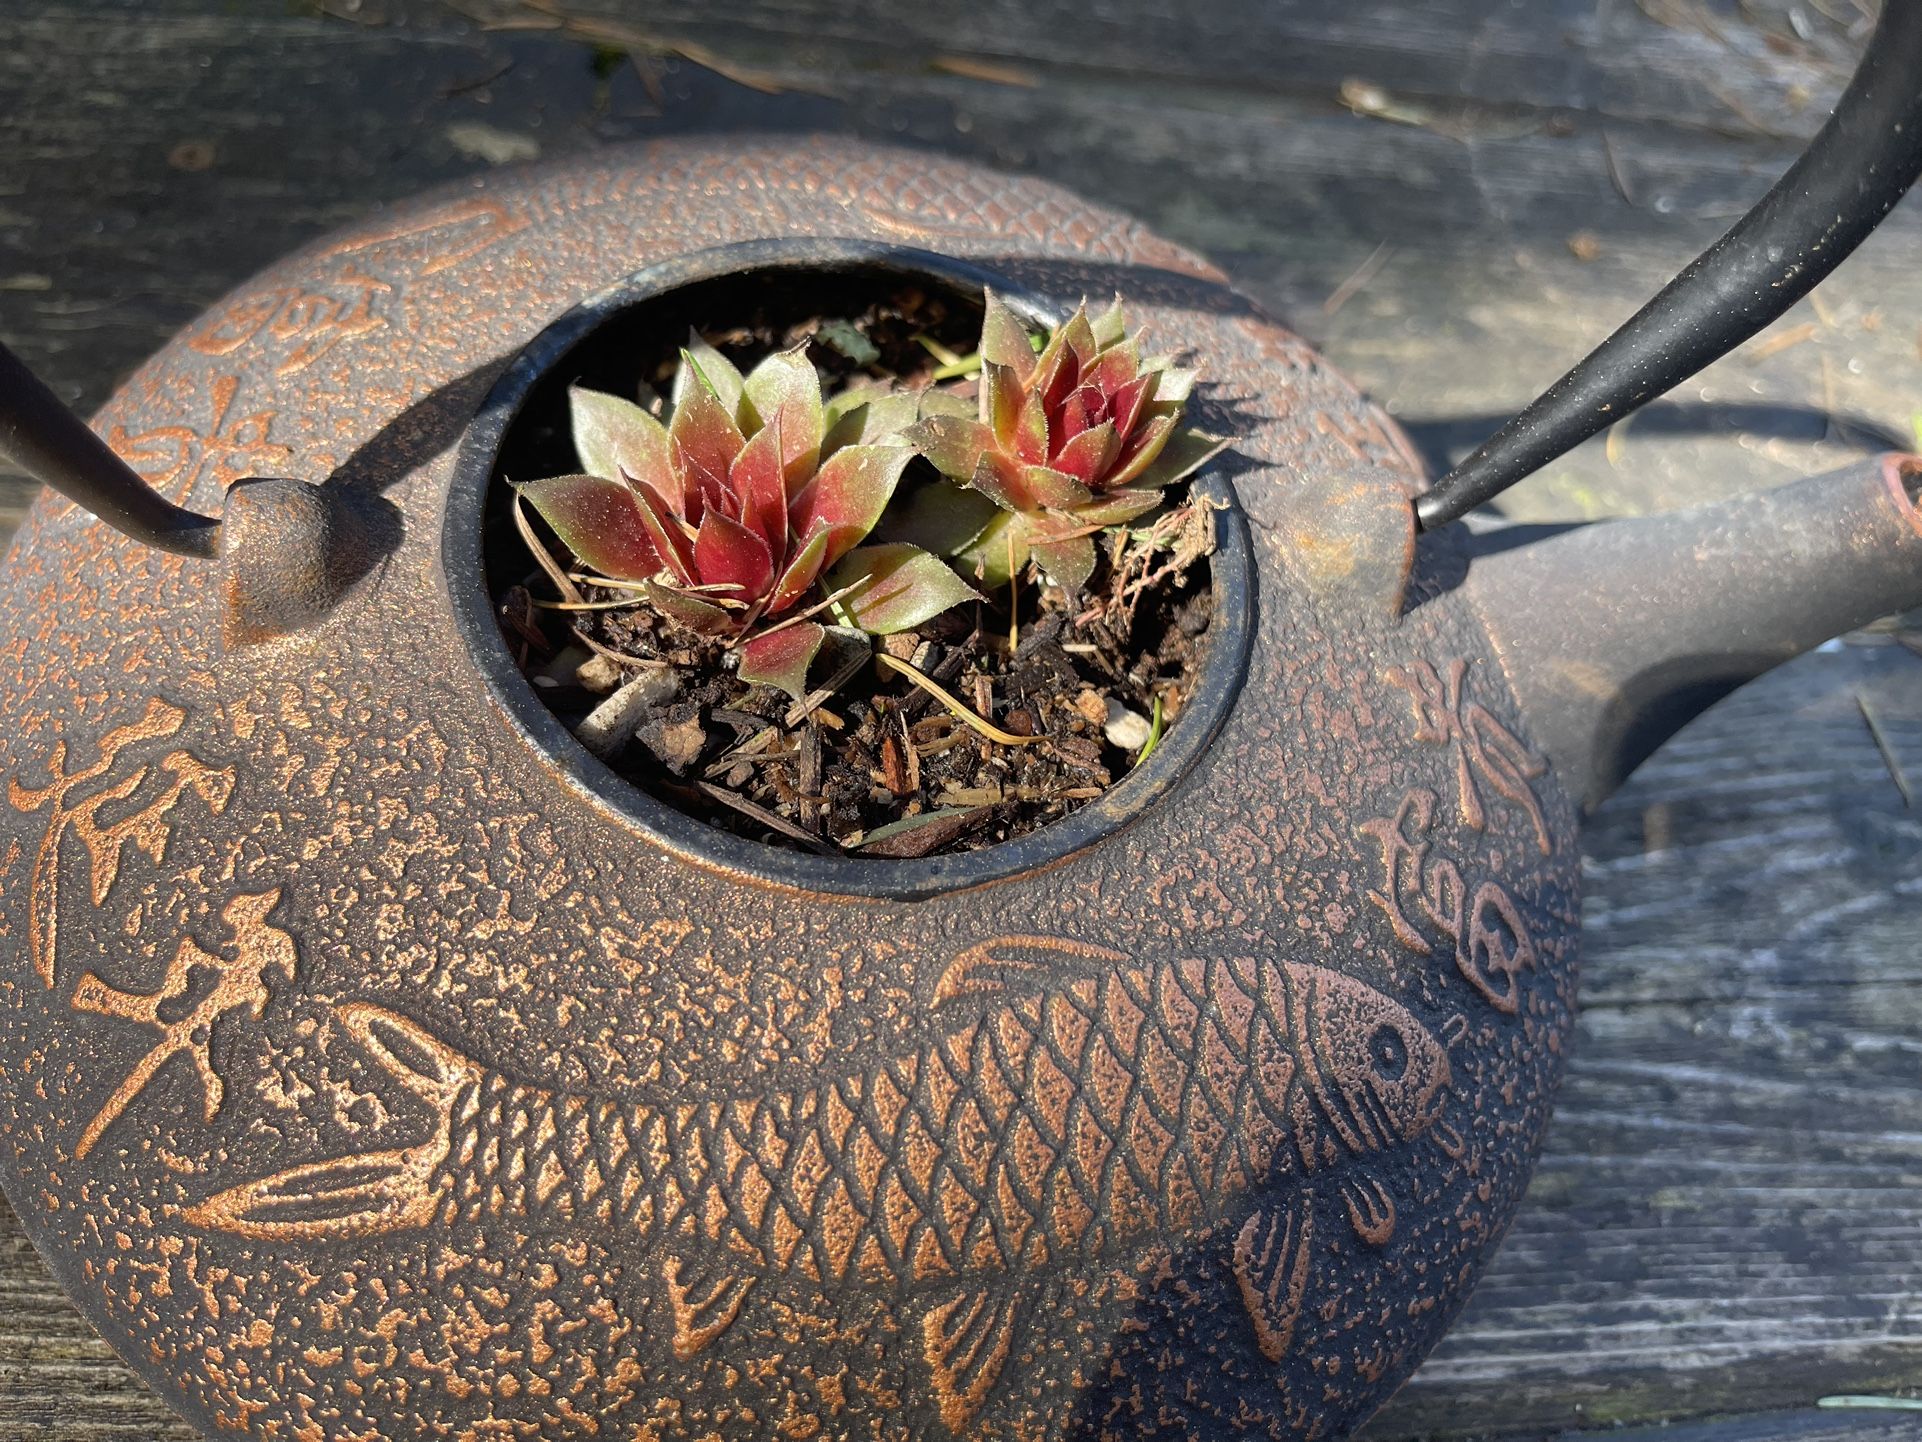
(1103, 699), (1153, 750)
(575, 653), (623, 694)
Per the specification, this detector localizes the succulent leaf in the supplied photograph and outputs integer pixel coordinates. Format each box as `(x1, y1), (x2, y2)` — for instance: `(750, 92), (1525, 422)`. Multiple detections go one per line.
(1145, 363), (1196, 403)
(1020, 464), (1095, 511)
(982, 361), (1023, 446)
(822, 382), (870, 431)
(1030, 533), (1098, 595)
(767, 527), (832, 616)
(693, 510), (776, 604)
(915, 389), (977, 422)
(668, 354), (747, 522)
(518, 474), (662, 581)
(730, 414), (789, 560)
(1055, 384), (1103, 447)
(904, 415), (994, 484)
(1090, 294), (1128, 348)
(828, 544), (980, 635)
(873, 480), (1002, 559)
(1072, 487), (1163, 527)
(1056, 305), (1098, 371)
(569, 387), (673, 494)
(950, 510), (1029, 590)
(742, 346), (825, 479)
(675, 331), (748, 423)
(1031, 331), (1079, 416)
(1126, 425), (1229, 490)
(979, 290), (1038, 382)
(1108, 372), (1157, 442)
(1084, 339), (1140, 396)
(967, 454), (1030, 514)
(788, 445), (915, 568)
(737, 621), (827, 700)
(1051, 422), (1122, 485)
(1012, 388), (1050, 467)
(1102, 413), (1178, 488)
(627, 473), (698, 586)
(823, 388), (922, 453)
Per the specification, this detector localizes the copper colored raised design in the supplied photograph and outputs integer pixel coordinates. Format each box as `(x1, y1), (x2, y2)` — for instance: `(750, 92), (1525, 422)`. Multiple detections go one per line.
(0, 137), (1918, 1442)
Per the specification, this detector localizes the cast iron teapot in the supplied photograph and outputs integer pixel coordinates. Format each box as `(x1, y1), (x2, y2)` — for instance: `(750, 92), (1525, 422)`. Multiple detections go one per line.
(0, 9), (1917, 1441)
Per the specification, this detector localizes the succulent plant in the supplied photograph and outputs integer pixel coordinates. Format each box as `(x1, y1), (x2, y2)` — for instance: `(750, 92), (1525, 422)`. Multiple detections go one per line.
(904, 293), (1227, 592)
(518, 340), (976, 699)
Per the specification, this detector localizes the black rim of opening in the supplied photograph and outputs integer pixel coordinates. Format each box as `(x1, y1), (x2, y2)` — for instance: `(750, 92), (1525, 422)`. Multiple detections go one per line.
(443, 237), (1256, 900)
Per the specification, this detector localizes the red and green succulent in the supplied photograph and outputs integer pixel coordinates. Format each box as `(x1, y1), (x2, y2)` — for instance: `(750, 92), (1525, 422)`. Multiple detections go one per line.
(903, 292), (1227, 592)
(518, 339), (976, 699)
(515, 297), (1224, 701)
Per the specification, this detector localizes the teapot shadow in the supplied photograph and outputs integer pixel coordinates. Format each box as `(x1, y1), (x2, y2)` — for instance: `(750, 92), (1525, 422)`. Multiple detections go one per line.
(328, 361), (512, 501)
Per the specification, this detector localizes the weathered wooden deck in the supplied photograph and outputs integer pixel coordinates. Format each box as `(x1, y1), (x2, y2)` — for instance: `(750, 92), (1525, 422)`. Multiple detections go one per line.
(1, 1), (1919, 1438)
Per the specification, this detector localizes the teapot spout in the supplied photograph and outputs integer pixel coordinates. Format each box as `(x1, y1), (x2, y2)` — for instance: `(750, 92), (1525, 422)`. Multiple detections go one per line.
(1458, 455), (1922, 814)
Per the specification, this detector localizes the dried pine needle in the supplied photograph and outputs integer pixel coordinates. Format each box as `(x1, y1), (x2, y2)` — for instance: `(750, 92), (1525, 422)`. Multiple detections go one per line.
(533, 595), (650, 612)
(874, 653), (1045, 747)
(513, 491), (584, 605)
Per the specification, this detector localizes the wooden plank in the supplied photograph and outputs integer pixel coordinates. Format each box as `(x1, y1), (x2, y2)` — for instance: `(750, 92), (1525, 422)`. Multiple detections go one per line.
(408, 0), (1873, 138)
(1, 2), (1919, 1439)
(1364, 639), (1922, 1438)
(3, 1), (1915, 537)
(1562, 1410), (1922, 1442)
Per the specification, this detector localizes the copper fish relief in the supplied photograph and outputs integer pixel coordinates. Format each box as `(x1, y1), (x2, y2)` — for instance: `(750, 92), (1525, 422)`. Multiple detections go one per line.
(186, 935), (1462, 1433)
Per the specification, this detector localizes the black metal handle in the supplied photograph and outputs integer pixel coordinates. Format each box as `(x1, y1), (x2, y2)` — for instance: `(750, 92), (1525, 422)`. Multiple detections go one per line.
(1415, 1), (1922, 531)
(0, 339), (222, 559)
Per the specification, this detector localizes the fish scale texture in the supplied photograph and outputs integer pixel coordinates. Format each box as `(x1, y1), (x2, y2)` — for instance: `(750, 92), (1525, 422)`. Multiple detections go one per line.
(425, 955), (1328, 1282)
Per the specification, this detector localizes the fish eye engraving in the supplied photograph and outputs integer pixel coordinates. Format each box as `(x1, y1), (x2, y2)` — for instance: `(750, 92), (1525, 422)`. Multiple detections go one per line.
(1369, 1024), (1408, 1081)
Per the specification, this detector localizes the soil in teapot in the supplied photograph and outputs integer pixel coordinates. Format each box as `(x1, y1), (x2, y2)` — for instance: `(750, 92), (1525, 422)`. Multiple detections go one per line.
(488, 277), (1216, 860)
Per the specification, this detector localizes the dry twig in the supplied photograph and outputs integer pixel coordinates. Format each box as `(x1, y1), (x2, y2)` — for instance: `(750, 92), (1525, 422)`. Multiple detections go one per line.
(697, 781), (836, 853)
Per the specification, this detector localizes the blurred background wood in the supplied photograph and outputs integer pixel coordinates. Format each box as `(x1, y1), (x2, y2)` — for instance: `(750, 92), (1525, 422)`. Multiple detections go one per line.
(0, 1), (1917, 1438)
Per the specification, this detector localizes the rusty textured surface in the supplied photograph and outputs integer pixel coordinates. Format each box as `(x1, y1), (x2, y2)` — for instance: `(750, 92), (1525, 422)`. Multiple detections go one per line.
(0, 140), (1579, 1441)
